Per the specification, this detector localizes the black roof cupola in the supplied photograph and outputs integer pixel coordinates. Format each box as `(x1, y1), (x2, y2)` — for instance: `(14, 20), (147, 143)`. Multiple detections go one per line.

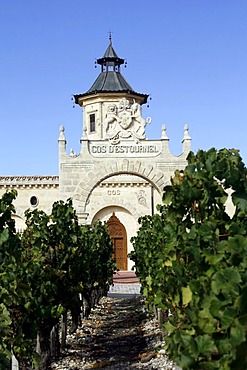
(74, 37), (148, 104)
(97, 34), (125, 73)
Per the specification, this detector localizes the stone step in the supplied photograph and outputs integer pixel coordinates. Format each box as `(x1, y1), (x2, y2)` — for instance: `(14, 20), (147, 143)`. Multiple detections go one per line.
(113, 270), (139, 284)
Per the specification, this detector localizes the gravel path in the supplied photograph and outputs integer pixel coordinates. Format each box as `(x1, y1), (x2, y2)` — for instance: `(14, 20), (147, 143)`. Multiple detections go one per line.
(51, 295), (180, 369)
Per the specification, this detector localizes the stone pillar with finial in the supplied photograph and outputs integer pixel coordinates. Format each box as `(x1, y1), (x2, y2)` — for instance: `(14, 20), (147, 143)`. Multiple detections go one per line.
(80, 125), (88, 142)
(58, 125), (66, 151)
(161, 124), (169, 153)
(80, 125), (89, 156)
(58, 125), (67, 168)
(182, 124), (191, 155)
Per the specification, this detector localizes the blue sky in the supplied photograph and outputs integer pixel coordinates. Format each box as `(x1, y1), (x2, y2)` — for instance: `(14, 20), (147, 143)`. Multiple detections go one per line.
(0, 0), (246, 175)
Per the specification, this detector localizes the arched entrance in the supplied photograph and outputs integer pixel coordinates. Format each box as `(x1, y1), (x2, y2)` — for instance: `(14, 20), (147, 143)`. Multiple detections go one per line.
(107, 212), (127, 271)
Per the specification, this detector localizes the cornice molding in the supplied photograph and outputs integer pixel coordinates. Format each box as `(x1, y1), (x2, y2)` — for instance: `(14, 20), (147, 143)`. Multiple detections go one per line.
(0, 176), (59, 189)
(99, 182), (150, 188)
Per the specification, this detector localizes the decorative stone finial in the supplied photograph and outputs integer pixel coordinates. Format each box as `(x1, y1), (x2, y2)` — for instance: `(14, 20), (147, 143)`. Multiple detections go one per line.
(182, 124), (191, 153)
(183, 124), (191, 140)
(161, 124), (169, 140)
(82, 126), (87, 138)
(80, 126), (88, 144)
(59, 125), (66, 141)
(70, 148), (77, 157)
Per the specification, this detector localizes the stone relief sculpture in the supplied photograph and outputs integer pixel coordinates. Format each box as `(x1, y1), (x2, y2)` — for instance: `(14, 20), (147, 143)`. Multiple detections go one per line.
(104, 98), (150, 144)
(136, 190), (147, 207)
(105, 104), (119, 134)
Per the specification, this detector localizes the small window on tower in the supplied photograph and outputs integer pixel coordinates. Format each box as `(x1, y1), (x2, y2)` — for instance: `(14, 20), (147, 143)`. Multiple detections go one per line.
(89, 114), (96, 132)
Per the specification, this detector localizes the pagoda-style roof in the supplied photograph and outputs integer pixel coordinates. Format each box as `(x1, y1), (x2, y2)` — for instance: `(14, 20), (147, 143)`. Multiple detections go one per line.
(86, 70), (134, 93)
(74, 38), (148, 104)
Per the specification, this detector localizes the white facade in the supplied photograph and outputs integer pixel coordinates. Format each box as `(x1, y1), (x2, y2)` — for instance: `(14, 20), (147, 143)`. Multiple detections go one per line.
(0, 40), (191, 270)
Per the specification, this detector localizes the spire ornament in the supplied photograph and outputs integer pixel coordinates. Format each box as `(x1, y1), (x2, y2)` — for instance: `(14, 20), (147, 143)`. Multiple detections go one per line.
(161, 124), (169, 140)
(183, 124), (191, 140)
(182, 123), (191, 154)
(108, 31), (113, 45)
(59, 125), (66, 141)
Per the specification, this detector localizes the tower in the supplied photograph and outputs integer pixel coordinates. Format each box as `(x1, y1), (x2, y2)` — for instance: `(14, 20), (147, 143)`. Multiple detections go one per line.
(58, 38), (191, 270)
(74, 36), (149, 142)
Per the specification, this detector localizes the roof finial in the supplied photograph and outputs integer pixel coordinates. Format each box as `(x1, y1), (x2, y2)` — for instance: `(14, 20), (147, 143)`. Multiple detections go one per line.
(108, 30), (113, 45)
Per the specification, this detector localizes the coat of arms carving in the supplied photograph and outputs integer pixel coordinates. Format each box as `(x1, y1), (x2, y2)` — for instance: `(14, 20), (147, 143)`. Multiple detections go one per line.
(104, 98), (151, 144)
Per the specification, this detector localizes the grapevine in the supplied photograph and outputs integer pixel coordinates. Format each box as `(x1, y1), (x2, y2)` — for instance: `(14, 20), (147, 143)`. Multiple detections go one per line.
(130, 148), (247, 369)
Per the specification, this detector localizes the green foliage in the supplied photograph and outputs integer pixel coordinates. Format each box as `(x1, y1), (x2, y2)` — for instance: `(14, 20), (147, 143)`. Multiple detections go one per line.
(0, 191), (28, 368)
(0, 303), (12, 367)
(20, 198), (115, 366)
(82, 220), (115, 291)
(0, 193), (116, 369)
(21, 200), (84, 332)
(130, 148), (247, 369)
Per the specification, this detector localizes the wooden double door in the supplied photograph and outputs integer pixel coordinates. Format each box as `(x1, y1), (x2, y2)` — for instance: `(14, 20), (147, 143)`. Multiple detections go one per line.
(107, 213), (127, 271)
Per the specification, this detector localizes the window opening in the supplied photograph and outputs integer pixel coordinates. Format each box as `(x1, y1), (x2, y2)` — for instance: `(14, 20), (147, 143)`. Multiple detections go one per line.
(90, 114), (96, 132)
(30, 196), (38, 207)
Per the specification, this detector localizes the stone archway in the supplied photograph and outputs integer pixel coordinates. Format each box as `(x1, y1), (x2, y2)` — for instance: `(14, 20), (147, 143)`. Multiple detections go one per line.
(73, 158), (166, 212)
(107, 212), (127, 271)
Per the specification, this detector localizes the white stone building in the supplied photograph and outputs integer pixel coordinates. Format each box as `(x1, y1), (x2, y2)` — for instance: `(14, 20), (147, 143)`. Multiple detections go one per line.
(0, 38), (191, 271)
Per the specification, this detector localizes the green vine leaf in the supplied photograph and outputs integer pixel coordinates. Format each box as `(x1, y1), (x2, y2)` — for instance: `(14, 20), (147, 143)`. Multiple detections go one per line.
(182, 286), (192, 306)
(130, 148), (247, 369)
